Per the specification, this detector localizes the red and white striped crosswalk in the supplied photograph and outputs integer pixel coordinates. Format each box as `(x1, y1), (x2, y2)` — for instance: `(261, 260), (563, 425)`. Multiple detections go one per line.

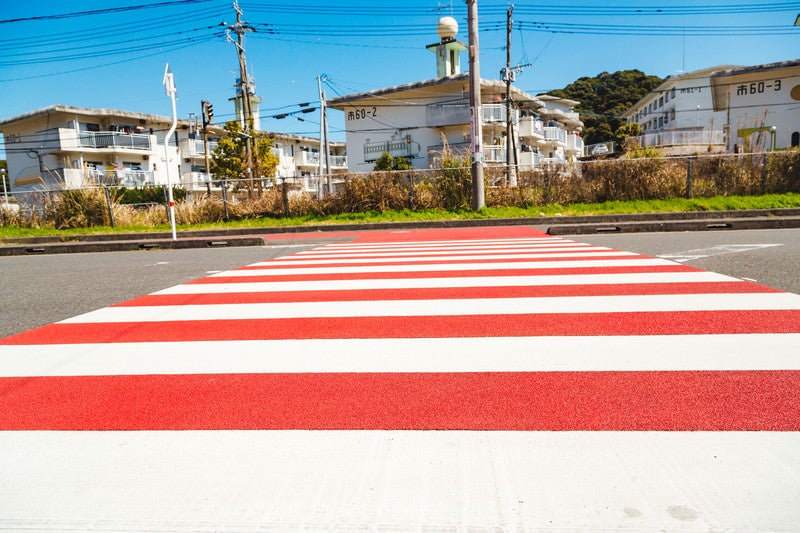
(1, 226), (799, 531)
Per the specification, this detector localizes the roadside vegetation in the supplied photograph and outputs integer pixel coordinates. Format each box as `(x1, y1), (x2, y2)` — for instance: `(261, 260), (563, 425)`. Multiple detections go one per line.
(1, 192), (798, 240)
(2, 149), (799, 238)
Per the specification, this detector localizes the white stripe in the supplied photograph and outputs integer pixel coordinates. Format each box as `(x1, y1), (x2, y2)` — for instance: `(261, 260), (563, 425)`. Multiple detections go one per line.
(156, 271), (742, 295)
(2, 431), (797, 531)
(292, 242), (590, 255)
(60, 292), (800, 323)
(2, 334), (798, 377)
(283, 244), (600, 259)
(254, 250), (635, 267)
(213, 258), (677, 277)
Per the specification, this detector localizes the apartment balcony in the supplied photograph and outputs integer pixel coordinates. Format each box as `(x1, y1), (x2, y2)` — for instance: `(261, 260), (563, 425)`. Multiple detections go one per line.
(542, 127), (567, 145)
(297, 151), (348, 169)
(364, 139), (415, 162)
(518, 151), (544, 168)
(482, 104), (518, 128)
(483, 145), (507, 163)
(566, 133), (584, 154)
(632, 130), (725, 149)
(76, 130), (152, 151)
(180, 138), (217, 159)
(60, 167), (154, 187)
(518, 117), (545, 139)
(425, 102), (518, 128)
(426, 101), (471, 127)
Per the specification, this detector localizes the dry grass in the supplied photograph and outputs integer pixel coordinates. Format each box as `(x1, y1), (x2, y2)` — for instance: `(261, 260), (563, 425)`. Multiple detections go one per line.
(4, 151), (799, 229)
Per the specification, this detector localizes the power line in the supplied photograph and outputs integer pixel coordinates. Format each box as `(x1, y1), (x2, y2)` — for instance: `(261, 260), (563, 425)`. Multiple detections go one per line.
(0, 0), (214, 24)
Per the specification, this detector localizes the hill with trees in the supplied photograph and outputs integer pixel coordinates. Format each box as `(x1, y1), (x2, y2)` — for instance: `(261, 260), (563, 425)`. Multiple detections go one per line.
(547, 70), (663, 146)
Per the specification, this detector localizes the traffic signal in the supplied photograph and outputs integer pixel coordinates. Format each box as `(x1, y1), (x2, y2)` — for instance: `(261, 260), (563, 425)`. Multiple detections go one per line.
(201, 100), (214, 126)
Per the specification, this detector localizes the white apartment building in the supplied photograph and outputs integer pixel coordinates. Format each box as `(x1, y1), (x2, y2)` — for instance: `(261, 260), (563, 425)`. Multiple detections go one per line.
(327, 17), (583, 176)
(710, 59), (800, 152)
(622, 66), (734, 155)
(0, 105), (345, 194)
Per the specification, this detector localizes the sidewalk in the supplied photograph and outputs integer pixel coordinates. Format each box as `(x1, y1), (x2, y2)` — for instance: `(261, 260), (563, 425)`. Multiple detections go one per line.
(1, 207), (799, 256)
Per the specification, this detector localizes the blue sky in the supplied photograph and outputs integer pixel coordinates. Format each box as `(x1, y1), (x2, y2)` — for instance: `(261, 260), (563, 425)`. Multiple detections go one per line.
(1, 0), (799, 153)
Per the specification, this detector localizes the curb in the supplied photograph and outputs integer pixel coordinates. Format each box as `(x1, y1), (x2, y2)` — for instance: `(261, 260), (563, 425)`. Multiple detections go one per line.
(2, 208), (799, 256)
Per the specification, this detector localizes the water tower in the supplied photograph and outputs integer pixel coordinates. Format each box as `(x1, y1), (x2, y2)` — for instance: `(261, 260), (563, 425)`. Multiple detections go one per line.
(426, 16), (467, 78)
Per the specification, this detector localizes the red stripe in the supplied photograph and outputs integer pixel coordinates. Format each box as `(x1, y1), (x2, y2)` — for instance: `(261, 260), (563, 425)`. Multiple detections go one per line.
(1, 370), (797, 431)
(3, 310), (799, 345)
(191, 265), (699, 284)
(118, 281), (778, 307)
(261, 226), (550, 243)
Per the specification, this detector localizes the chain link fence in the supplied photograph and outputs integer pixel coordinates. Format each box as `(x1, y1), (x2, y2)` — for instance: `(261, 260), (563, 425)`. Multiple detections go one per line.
(2, 151), (799, 229)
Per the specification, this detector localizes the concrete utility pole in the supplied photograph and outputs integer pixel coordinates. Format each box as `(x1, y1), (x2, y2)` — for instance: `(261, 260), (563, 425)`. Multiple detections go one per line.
(501, 7), (530, 188)
(317, 74), (332, 196)
(227, 1), (256, 191)
(467, 0), (485, 210)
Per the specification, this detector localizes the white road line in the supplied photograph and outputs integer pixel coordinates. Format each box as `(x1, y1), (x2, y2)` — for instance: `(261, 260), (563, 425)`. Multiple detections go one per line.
(213, 257), (677, 277)
(156, 271), (741, 295)
(2, 335), (799, 377)
(659, 244), (783, 263)
(60, 292), (800, 323)
(253, 250), (635, 267)
(292, 242), (591, 255)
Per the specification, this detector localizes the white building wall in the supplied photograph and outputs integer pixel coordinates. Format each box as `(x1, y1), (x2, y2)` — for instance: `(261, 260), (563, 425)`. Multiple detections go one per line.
(718, 68), (800, 152)
(626, 72), (727, 134)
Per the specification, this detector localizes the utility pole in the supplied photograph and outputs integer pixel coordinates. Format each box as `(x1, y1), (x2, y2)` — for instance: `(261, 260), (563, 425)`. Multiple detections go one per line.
(467, 0), (485, 210)
(500, 6), (530, 188)
(226, 1), (256, 194)
(317, 74), (332, 196)
(504, 5), (514, 186)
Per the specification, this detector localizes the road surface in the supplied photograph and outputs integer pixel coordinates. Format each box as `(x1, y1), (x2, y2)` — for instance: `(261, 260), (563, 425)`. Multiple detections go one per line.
(1, 225), (798, 531)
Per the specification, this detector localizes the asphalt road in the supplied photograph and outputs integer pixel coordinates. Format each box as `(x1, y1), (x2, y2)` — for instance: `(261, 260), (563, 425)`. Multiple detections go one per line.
(0, 243), (316, 338)
(1, 227), (798, 338)
(576, 227), (800, 295)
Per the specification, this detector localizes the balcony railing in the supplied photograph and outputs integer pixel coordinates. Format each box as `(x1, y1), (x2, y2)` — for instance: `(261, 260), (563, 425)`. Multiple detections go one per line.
(483, 145), (506, 163)
(60, 168), (154, 187)
(78, 130), (152, 150)
(297, 151), (348, 168)
(567, 134), (584, 153)
(426, 101), (470, 127)
(632, 130), (725, 148)
(180, 138), (218, 157)
(518, 117), (544, 138)
(482, 104), (519, 125)
(543, 127), (567, 144)
(364, 140), (414, 161)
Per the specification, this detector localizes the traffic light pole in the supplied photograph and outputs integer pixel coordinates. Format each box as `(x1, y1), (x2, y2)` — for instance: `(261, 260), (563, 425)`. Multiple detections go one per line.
(201, 100), (213, 195)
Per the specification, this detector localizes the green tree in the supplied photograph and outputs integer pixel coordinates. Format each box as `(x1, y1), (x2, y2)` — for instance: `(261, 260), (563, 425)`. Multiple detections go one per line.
(373, 151), (411, 171)
(615, 122), (644, 152)
(548, 70), (663, 145)
(211, 121), (280, 195)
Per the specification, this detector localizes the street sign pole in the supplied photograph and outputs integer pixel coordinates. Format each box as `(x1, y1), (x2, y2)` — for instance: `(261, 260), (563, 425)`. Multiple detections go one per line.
(162, 64), (178, 241)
